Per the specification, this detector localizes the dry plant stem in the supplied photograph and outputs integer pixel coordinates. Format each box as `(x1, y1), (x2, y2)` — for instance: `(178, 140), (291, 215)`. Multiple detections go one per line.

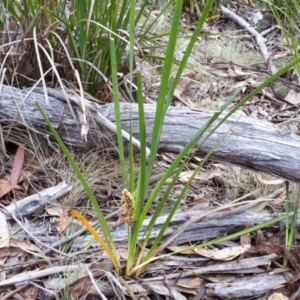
(0, 205), (72, 258)
(261, 26), (279, 37)
(106, 272), (127, 295)
(232, 188), (260, 202)
(0, 264), (85, 287)
(1, 284), (27, 300)
(0, 257), (64, 273)
(32, 87), (150, 156)
(29, 281), (56, 296)
(2, 39), (78, 140)
(146, 253), (277, 281)
(194, 2), (201, 19)
(152, 195), (282, 257)
(230, 187), (283, 205)
(0, 249), (101, 273)
(220, 6), (277, 74)
(74, 69), (89, 141)
(206, 61), (299, 90)
(119, 277), (136, 300)
(86, 265), (108, 300)
(290, 286), (300, 300)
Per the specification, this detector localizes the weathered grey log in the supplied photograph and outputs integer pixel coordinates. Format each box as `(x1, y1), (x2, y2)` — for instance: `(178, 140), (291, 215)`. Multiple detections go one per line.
(17, 200), (296, 247)
(1, 85), (300, 182)
(206, 271), (289, 298)
(76, 203), (294, 248)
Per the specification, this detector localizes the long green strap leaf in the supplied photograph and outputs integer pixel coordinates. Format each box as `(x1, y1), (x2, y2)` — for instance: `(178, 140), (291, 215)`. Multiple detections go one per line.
(35, 102), (119, 263)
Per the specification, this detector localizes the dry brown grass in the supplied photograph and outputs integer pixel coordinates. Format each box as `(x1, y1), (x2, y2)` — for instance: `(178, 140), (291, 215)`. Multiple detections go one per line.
(0, 22), (75, 88)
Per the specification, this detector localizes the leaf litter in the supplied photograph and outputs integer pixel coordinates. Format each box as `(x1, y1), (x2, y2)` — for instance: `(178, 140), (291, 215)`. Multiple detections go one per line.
(1, 2), (300, 300)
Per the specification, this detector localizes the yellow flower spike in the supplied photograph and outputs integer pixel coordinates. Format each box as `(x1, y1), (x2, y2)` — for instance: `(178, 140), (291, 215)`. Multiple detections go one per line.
(121, 189), (135, 227)
(71, 210), (119, 272)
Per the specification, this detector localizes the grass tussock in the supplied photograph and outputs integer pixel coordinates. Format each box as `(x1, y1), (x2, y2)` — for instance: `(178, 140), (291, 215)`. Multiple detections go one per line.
(1, 0), (300, 297)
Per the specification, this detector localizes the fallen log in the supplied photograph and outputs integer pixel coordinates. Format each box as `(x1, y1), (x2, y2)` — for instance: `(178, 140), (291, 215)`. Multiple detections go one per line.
(0, 85), (300, 182)
(8, 188), (289, 248)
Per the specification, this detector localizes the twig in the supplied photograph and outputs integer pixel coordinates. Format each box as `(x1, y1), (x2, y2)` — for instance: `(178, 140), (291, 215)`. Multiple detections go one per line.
(153, 194), (284, 256)
(261, 26), (279, 37)
(0, 248), (104, 272)
(106, 271), (127, 294)
(1, 284), (27, 300)
(86, 265), (108, 300)
(0, 204), (72, 258)
(29, 280), (56, 295)
(220, 6), (277, 74)
(290, 286), (300, 300)
(4, 181), (72, 220)
(0, 264), (85, 287)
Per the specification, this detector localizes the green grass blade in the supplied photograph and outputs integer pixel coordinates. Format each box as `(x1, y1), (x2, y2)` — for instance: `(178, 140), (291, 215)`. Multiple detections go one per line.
(126, 0), (184, 269)
(134, 71), (148, 216)
(138, 84), (242, 233)
(183, 210), (297, 255)
(138, 87), (241, 258)
(126, 74), (148, 273)
(35, 102), (118, 262)
(285, 181), (290, 249)
(289, 188), (300, 246)
(137, 53), (300, 257)
(131, 210), (297, 273)
(171, 0), (215, 92)
(144, 0), (183, 188)
(128, 0), (136, 194)
(137, 111), (220, 228)
(137, 1), (174, 41)
(110, 37), (127, 187)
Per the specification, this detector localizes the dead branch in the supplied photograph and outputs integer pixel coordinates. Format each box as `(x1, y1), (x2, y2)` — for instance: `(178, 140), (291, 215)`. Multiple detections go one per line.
(1, 85), (300, 183)
(220, 6), (277, 74)
(3, 182), (72, 220)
